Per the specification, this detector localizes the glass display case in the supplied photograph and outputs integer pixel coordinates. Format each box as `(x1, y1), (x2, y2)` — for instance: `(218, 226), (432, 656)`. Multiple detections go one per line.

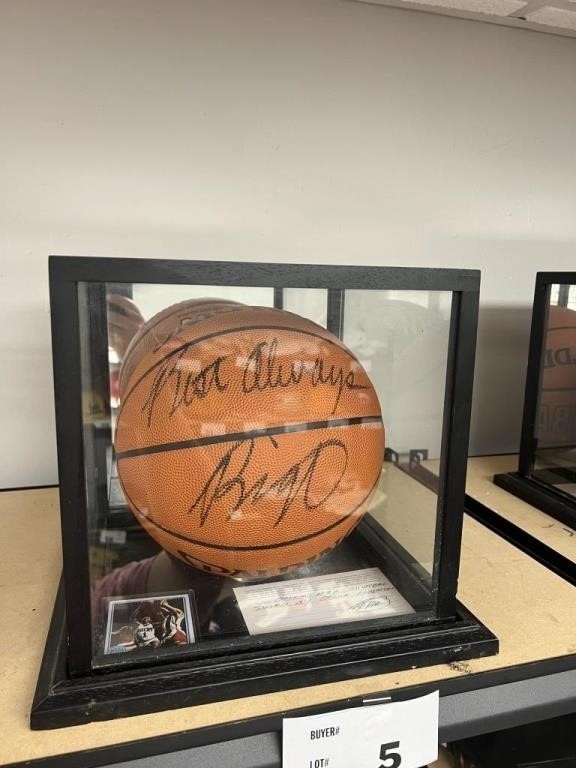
(495, 273), (576, 529)
(32, 256), (497, 729)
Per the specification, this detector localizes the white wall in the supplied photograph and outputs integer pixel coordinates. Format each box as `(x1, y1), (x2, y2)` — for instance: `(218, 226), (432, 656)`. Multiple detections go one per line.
(1, 0), (576, 488)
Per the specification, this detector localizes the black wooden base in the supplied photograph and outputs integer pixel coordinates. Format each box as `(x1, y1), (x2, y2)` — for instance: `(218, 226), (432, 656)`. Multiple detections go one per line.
(31, 580), (497, 730)
(494, 472), (576, 532)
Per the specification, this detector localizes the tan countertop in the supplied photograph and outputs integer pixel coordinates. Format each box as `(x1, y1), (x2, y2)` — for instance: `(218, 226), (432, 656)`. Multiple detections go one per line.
(2, 467), (576, 764)
(464, 454), (576, 563)
(424, 454), (576, 563)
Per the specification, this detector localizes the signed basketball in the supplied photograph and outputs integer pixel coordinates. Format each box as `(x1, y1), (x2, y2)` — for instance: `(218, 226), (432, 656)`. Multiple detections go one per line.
(538, 304), (576, 448)
(115, 303), (385, 577)
(120, 298), (244, 397)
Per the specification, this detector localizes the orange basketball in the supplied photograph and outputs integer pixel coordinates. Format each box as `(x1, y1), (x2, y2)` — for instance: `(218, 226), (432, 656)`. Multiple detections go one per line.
(115, 303), (385, 577)
(120, 298), (244, 397)
(538, 304), (576, 448)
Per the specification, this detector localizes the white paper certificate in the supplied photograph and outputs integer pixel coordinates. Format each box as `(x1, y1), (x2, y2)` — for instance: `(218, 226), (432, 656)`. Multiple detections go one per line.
(233, 567), (415, 635)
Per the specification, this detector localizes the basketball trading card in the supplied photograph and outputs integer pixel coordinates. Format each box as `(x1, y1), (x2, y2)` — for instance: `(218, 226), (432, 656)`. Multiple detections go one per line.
(102, 591), (198, 655)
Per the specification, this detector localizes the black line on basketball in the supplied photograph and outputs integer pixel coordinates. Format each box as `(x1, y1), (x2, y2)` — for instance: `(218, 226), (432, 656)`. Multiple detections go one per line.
(121, 300), (245, 387)
(119, 322), (361, 417)
(124, 468), (383, 552)
(116, 415), (383, 460)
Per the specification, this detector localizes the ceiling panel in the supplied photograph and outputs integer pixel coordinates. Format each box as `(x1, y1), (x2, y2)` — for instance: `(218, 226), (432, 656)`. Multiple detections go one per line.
(356, 0), (576, 38)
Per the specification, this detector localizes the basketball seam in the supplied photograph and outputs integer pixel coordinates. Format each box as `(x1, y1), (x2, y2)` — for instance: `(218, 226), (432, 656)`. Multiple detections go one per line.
(115, 415), (383, 460)
(120, 300), (243, 389)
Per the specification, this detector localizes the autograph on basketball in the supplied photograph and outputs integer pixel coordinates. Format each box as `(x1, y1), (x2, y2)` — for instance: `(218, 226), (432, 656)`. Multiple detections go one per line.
(139, 337), (367, 427)
(241, 339), (367, 413)
(141, 352), (227, 427)
(188, 437), (349, 528)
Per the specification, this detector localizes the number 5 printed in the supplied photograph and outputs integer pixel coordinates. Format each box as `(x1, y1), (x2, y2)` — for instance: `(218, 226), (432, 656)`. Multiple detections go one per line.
(379, 741), (401, 768)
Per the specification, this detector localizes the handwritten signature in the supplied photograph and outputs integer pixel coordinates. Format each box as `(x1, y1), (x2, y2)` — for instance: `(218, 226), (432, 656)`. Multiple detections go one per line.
(188, 437), (348, 527)
(242, 339), (367, 414)
(140, 351), (228, 427)
(348, 596), (391, 612)
(137, 336), (367, 427)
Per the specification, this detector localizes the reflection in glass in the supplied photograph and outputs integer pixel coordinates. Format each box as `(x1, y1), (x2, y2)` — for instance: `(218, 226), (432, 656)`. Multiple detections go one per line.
(533, 284), (576, 497)
(344, 290), (451, 575)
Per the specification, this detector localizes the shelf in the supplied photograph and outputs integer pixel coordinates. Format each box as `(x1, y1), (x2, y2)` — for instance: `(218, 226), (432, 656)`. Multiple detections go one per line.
(2, 466), (576, 765)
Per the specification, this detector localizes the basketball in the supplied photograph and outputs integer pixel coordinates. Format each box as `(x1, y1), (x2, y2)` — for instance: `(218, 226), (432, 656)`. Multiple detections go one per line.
(119, 298), (244, 397)
(538, 304), (576, 447)
(115, 303), (385, 578)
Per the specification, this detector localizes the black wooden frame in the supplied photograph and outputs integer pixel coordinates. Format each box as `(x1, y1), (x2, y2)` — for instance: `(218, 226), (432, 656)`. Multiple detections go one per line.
(32, 576), (496, 730)
(39, 255), (492, 728)
(494, 272), (576, 530)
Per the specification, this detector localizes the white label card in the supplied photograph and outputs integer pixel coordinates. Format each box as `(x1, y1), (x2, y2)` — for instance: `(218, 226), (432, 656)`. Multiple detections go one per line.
(99, 529), (127, 545)
(233, 568), (414, 635)
(282, 691), (439, 768)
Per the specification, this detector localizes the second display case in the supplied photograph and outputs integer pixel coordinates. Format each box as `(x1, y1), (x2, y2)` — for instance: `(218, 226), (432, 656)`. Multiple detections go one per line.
(495, 272), (576, 529)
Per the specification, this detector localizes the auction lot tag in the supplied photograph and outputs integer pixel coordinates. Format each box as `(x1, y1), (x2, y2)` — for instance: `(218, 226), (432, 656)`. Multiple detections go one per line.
(282, 690), (439, 768)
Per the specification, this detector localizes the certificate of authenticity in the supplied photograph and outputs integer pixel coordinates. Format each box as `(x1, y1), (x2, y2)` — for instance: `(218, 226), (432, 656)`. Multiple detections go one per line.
(233, 567), (414, 635)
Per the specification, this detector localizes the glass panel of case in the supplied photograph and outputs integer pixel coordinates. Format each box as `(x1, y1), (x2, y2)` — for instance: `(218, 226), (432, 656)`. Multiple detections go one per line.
(77, 281), (452, 664)
(532, 283), (576, 498)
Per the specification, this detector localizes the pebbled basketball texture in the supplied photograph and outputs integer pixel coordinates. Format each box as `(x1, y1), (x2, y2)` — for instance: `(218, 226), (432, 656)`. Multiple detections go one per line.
(120, 298), (244, 397)
(115, 302), (385, 577)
